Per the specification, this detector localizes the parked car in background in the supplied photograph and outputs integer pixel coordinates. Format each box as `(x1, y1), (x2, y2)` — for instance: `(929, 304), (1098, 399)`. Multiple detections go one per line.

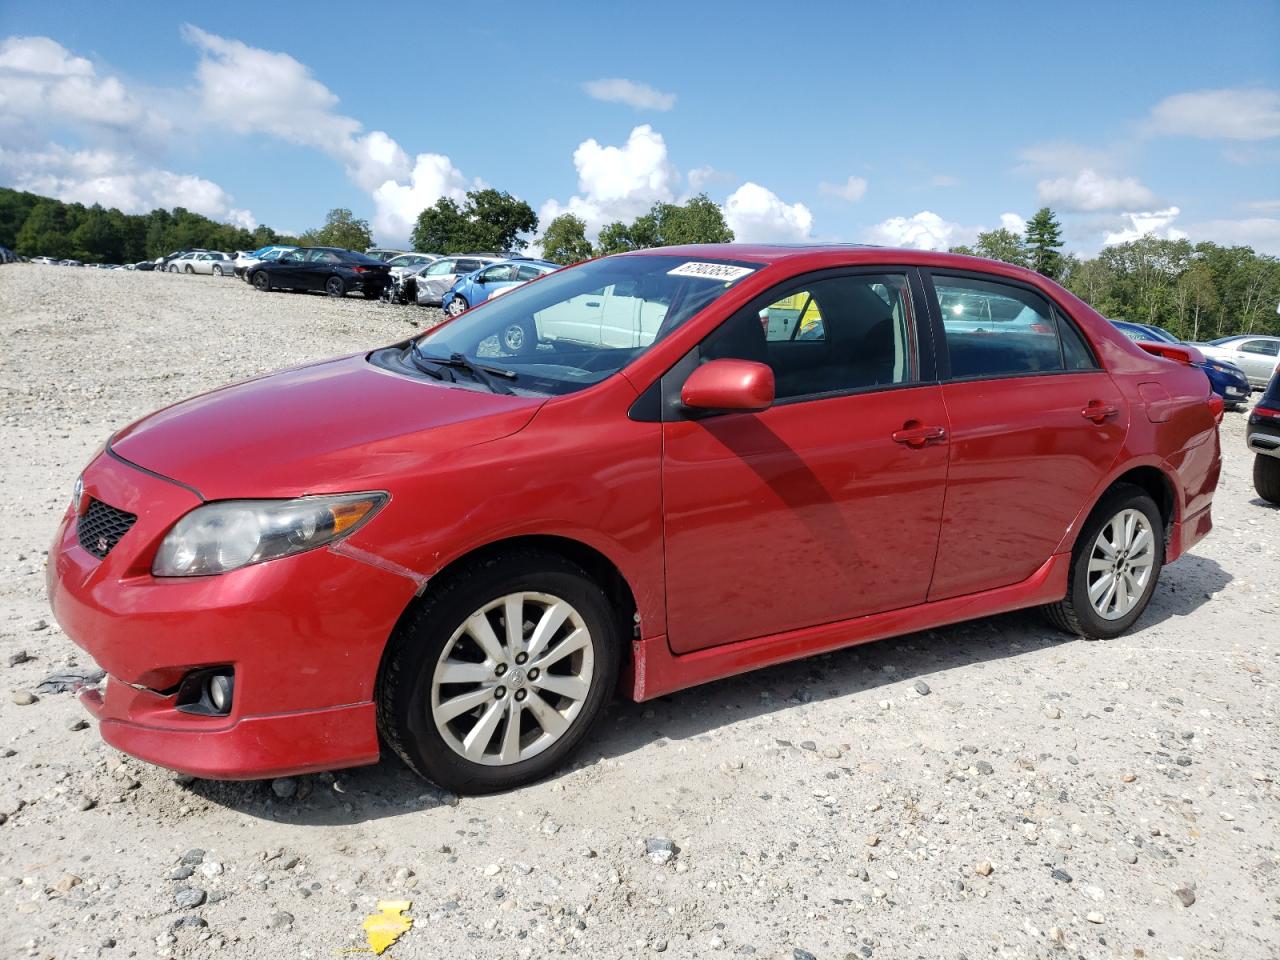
(170, 251), (234, 275)
(365, 248), (410, 263)
(59, 259), (83, 266)
(1193, 335), (1280, 390)
(31, 256), (57, 265)
(49, 245), (1223, 793)
(441, 259), (558, 318)
(155, 249), (205, 272)
(1247, 369), (1280, 503)
(133, 260), (156, 271)
(386, 252), (441, 279)
(247, 246), (391, 298)
(233, 245), (297, 279)
(0, 245), (16, 263)
(1109, 320), (1252, 411)
(413, 254), (502, 306)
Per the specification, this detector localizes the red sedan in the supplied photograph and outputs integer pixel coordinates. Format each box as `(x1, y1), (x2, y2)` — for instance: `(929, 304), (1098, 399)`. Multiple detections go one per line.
(47, 245), (1222, 793)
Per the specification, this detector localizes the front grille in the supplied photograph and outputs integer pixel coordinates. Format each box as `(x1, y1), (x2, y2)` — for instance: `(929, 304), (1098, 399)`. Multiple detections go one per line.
(76, 498), (137, 560)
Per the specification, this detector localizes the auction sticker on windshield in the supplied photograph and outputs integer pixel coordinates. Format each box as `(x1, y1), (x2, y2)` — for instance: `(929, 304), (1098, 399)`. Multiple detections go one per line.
(667, 262), (755, 282)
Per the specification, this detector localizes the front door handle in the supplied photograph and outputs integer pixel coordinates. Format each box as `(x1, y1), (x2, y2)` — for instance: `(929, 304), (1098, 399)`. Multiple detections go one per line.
(892, 421), (947, 447)
(1081, 401), (1120, 424)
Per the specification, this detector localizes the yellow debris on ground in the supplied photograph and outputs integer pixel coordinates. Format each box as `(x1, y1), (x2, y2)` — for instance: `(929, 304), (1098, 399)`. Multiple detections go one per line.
(361, 900), (413, 955)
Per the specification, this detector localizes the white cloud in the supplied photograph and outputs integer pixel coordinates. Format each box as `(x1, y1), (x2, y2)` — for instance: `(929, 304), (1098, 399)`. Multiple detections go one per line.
(582, 78), (676, 112)
(1103, 207), (1187, 246)
(183, 25), (473, 244)
(864, 211), (974, 250)
(999, 212), (1026, 233)
(0, 143), (255, 227)
(0, 36), (168, 144)
(1244, 199), (1280, 213)
(1036, 168), (1156, 212)
(723, 182), (813, 242)
(539, 124), (676, 235)
(1180, 217), (1280, 255)
(1147, 88), (1280, 141)
(819, 176), (868, 202)
(929, 174), (958, 188)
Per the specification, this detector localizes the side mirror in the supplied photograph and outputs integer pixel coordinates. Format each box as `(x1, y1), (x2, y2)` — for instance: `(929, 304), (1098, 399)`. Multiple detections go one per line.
(681, 358), (775, 413)
(474, 274), (487, 283)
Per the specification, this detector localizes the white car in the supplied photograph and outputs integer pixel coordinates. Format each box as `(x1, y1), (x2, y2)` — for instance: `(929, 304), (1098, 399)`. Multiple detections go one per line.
(31, 256), (57, 265)
(176, 251), (235, 275)
(233, 245), (298, 279)
(385, 252), (441, 279)
(1194, 335), (1280, 389)
(413, 255), (501, 306)
(532, 279), (669, 348)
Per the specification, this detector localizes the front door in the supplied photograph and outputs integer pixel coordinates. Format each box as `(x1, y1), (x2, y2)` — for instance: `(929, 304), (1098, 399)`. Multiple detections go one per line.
(661, 269), (950, 654)
(924, 272), (1129, 600)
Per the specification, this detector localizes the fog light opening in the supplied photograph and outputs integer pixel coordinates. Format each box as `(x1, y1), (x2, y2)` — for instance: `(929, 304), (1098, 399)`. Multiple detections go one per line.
(208, 674), (233, 712)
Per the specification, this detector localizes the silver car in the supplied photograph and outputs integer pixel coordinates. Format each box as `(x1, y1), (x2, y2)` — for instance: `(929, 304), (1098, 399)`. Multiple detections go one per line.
(1194, 335), (1280, 389)
(385, 252), (441, 280)
(414, 255), (500, 306)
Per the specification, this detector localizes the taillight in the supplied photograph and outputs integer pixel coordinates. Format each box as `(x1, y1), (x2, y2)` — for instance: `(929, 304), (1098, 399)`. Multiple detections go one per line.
(351, 266), (368, 273)
(1253, 405), (1280, 420)
(1207, 393), (1224, 423)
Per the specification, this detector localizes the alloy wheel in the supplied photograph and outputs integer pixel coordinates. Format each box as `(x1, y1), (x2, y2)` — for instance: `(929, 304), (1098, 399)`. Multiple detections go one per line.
(1087, 508), (1156, 620)
(326, 277), (344, 297)
(430, 591), (595, 766)
(446, 297), (468, 317)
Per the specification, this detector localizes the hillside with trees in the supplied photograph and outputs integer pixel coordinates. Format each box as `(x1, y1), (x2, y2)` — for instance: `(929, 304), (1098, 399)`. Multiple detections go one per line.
(0, 187), (295, 263)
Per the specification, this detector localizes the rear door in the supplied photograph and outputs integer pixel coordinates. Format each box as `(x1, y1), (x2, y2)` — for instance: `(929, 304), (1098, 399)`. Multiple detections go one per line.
(661, 268), (950, 653)
(924, 271), (1127, 601)
(1234, 338), (1280, 385)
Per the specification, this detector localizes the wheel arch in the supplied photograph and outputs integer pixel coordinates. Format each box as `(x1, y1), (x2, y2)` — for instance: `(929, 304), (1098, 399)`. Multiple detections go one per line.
(380, 533), (640, 676)
(1058, 460), (1180, 555)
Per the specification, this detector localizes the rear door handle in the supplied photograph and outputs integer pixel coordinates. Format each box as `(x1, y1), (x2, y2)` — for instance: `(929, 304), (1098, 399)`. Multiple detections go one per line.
(892, 422), (947, 447)
(1081, 401), (1120, 424)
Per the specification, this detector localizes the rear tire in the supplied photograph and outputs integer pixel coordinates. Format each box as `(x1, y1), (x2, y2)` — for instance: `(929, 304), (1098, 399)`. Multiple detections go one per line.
(213, 265), (224, 276)
(325, 276), (345, 297)
(1255, 454), (1280, 504)
(1043, 483), (1164, 639)
(377, 550), (621, 794)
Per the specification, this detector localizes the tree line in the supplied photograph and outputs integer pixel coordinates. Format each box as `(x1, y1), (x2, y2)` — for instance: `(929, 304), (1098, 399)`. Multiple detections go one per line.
(6, 184), (1276, 340)
(951, 207), (1280, 340)
(0, 187), (296, 263)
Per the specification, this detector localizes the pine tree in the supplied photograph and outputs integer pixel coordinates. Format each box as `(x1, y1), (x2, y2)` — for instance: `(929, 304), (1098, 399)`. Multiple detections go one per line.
(1024, 207), (1064, 279)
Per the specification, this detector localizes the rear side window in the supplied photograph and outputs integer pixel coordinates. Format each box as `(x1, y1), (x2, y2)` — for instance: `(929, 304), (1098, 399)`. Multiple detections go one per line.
(934, 275), (1093, 378)
(516, 264), (544, 281)
(1241, 339), (1280, 357)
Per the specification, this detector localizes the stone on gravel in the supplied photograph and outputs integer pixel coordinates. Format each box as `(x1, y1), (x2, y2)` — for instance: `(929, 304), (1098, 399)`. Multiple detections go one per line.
(7, 650), (33, 667)
(67, 717), (88, 731)
(913, 680), (930, 696)
(11, 691), (36, 706)
(173, 887), (206, 909)
(1116, 846), (1139, 864)
(793, 950), (817, 960)
(1173, 887), (1196, 907)
(974, 861), (994, 876)
(1086, 912), (1105, 924)
(271, 777), (297, 799)
(269, 911), (294, 929)
(1042, 705), (1061, 719)
(645, 837), (679, 865)
(179, 849), (205, 865)
(975, 760), (994, 775)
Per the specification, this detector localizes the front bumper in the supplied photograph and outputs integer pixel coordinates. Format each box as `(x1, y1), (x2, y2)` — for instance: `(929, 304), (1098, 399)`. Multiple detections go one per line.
(47, 451), (419, 779)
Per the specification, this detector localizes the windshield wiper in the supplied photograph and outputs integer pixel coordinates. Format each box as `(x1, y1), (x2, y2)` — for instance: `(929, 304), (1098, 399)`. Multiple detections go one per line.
(406, 347), (455, 382)
(414, 347), (517, 395)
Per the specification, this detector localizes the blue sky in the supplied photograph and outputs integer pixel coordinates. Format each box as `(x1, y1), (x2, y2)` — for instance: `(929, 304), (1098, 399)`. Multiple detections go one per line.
(2, 0), (1278, 253)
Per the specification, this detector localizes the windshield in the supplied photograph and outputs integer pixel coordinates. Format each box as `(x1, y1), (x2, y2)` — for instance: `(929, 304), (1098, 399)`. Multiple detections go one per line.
(415, 254), (761, 396)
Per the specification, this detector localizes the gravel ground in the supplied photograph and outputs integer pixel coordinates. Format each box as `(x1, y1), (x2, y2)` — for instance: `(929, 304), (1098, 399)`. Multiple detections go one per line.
(1, 263), (1277, 960)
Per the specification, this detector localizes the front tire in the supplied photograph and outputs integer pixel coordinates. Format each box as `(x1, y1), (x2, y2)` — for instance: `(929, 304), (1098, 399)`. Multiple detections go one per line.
(1044, 483), (1164, 639)
(251, 271), (270, 292)
(184, 265), (194, 274)
(1255, 454), (1280, 504)
(377, 550), (621, 794)
(445, 295), (469, 318)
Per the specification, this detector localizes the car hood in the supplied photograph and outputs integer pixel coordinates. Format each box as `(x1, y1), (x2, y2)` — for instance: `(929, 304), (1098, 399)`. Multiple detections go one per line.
(110, 354), (544, 499)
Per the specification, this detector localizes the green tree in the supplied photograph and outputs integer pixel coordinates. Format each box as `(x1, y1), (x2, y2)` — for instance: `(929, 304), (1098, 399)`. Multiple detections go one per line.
(539, 214), (594, 265)
(969, 227), (1028, 267)
(299, 207), (372, 252)
(1024, 207), (1065, 279)
(1177, 259), (1219, 341)
(593, 194), (734, 255)
(14, 200), (72, 258)
(411, 190), (538, 254)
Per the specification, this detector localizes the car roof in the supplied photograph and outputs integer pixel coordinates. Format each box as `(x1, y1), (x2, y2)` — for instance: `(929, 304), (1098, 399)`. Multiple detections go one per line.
(614, 242), (1054, 276)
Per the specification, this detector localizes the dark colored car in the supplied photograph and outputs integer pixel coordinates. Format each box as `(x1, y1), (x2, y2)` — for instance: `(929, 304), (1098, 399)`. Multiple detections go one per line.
(1247, 369), (1280, 503)
(247, 247), (391, 299)
(1109, 320), (1251, 411)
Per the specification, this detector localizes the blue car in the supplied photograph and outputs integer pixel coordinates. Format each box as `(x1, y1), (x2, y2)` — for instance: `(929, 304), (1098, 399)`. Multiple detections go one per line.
(442, 259), (558, 318)
(1109, 319), (1251, 411)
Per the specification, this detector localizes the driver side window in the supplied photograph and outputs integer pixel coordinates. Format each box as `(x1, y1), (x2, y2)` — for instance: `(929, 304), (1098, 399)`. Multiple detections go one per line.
(701, 273), (919, 401)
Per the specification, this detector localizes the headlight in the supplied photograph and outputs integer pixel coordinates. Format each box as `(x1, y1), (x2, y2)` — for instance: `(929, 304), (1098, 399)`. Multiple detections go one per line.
(152, 493), (387, 577)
